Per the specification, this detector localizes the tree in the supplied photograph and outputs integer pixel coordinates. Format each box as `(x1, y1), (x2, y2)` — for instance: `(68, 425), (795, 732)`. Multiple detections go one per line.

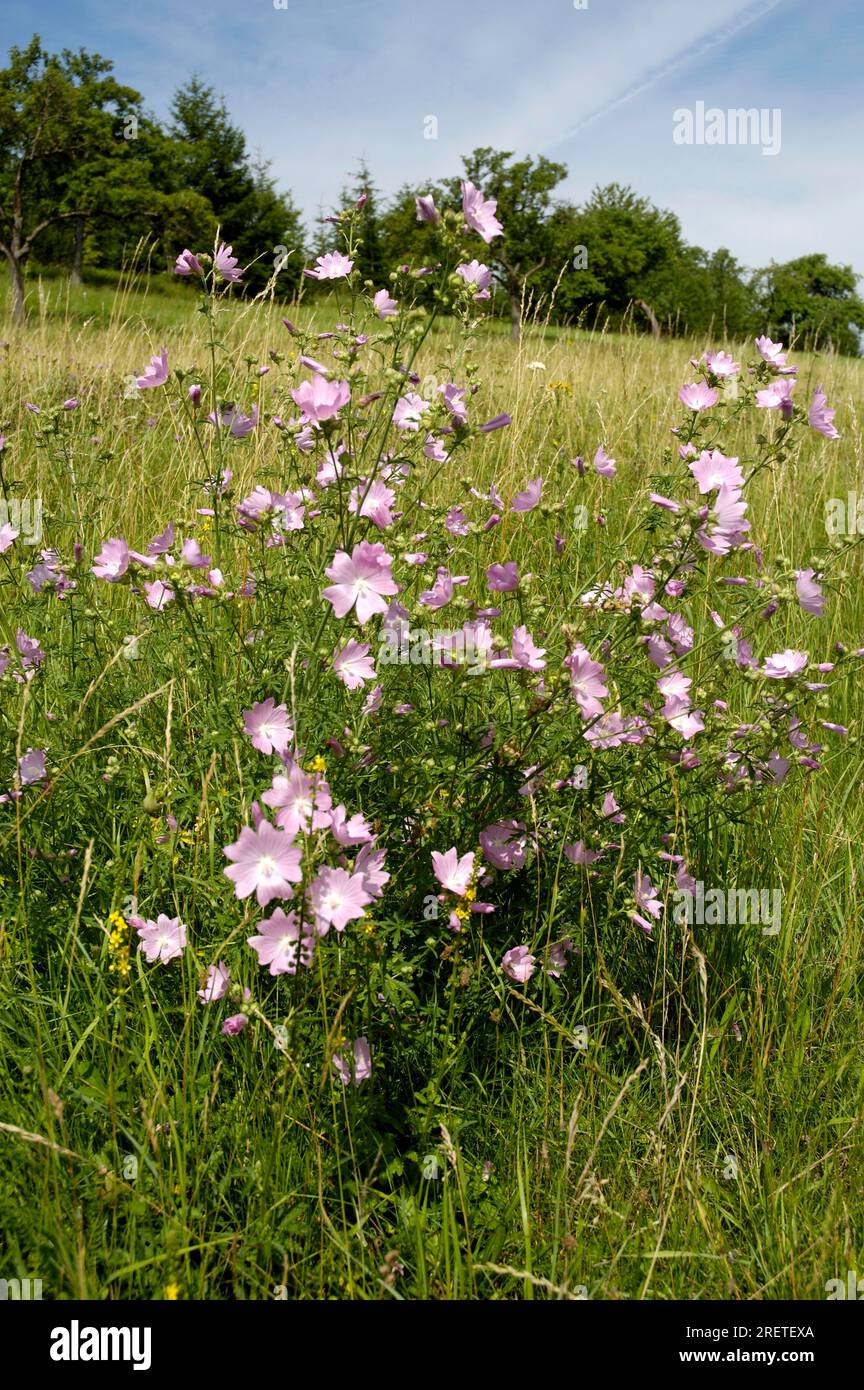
(0, 35), (142, 321)
(549, 184), (685, 333)
(168, 78), (305, 294)
(454, 148), (567, 340)
(751, 254), (864, 357)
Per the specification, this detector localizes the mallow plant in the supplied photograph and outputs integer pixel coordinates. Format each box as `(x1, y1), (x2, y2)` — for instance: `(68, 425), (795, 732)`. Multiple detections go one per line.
(0, 181), (859, 1134)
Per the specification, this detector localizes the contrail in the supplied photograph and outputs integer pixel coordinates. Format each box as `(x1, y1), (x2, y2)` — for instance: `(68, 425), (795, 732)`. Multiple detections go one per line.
(553, 0), (788, 144)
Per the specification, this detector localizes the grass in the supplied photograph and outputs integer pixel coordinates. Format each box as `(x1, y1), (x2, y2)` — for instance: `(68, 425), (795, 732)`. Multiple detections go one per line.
(0, 268), (862, 1301)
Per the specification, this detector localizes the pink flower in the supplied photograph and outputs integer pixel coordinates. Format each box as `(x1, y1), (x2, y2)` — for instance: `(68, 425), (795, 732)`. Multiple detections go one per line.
(92, 537), (130, 581)
(461, 180), (503, 243)
(329, 805), (374, 846)
(308, 866), (372, 933)
(756, 379), (795, 415)
(349, 479), (395, 528)
(486, 561), (518, 592)
(333, 1036), (372, 1086)
(174, 249), (203, 277)
(704, 350), (739, 377)
(392, 393), (431, 431)
(323, 541), (398, 623)
(419, 566), (455, 610)
(333, 639), (376, 690)
(243, 698), (293, 756)
(290, 374), (350, 426)
(565, 841), (603, 865)
(306, 251), (353, 280)
(509, 625), (546, 671)
(755, 335), (789, 368)
(546, 939), (573, 978)
(690, 450), (744, 494)
(795, 569), (824, 616)
(198, 961), (230, 1003)
(760, 649), (808, 679)
(415, 194), (440, 224)
(593, 445), (616, 478)
(565, 644), (608, 719)
(223, 821), (303, 907)
(502, 945), (536, 983)
(18, 748), (46, 785)
(0, 521), (18, 552)
(214, 243), (242, 283)
(136, 348), (168, 389)
(355, 841), (389, 898)
(135, 914), (187, 964)
(432, 847), (475, 896)
(480, 821), (526, 871)
(144, 580), (175, 610)
(263, 763), (332, 836)
(631, 871), (662, 932)
(247, 907), (314, 975)
(808, 386), (839, 440)
(456, 259), (493, 300)
(697, 487), (749, 556)
(678, 382), (718, 411)
(222, 1014), (248, 1036)
(511, 477), (542, 512)
(373, 288), (397, 318)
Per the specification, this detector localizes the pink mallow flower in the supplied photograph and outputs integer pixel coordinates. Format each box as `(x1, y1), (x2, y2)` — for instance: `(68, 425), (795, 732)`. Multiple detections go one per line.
(760, 649), (808, 679)
(456, 260), (493, 300)
(808, 386), (839, 440)
(332, 639), (376, 690)
(290, 374), (350, 426)
(214, 243), (242, 283)
(247, 907), (314, 975)
(594, 445), (617, 478)
(795, 569), (824, 616)
(136, 348), (168, 389)
(174, 249), (203, 277)
(308, 866), (372, 934)
(197, 961), (230, 1003)
(480, 821), (526, 871)
(323, 541), (398, 623)
(223, 821), (303, 907)
(243, 697), (293, 756)
(135, 914), (187, 964)
(690, 450), (744, 494)
(392, 393), (431, 431)
(565, 644), (608, 719)
(18, 748), (46, 785)
(415, 194), (440, 224)
(333, 1036), (372, 1086)
(461, 180), (503, 243)
(511, 477), (542, 512)
(432, 848), (475, 896)
(632, 872), (662, 932)
(678, 382), (718, 411)
(305, 251), (353, 280)
(373, 288), (397, 318)
(502, 945), (536, 983)
(486, 561), (518, 592)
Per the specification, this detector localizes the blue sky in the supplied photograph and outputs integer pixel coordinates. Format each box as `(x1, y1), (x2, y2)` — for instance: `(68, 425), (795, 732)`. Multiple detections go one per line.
(5, 0), (862, 276)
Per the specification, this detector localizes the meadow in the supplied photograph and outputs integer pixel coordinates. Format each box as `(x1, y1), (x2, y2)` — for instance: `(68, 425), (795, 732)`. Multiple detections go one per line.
(1, 221), (862, 1302)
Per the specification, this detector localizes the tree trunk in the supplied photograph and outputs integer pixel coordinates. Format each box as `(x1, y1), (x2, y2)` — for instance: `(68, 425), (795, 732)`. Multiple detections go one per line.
(635, 298), (661, 340)
(5, 252), (26, 325)
(70, 217), (84, 288)
(510, 291), (522, 343)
